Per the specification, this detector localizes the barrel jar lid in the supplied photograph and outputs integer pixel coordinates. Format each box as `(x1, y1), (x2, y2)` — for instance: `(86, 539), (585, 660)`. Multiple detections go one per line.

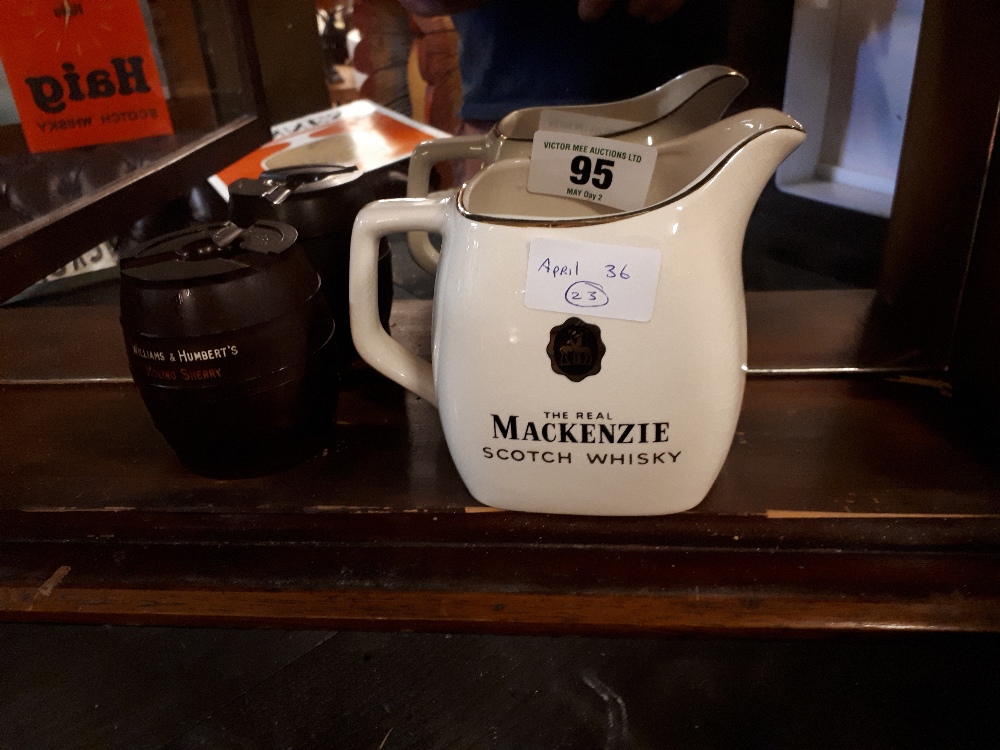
(228, 164), (372, 237)
(120, 220), (298, 283)
(119, 220), (323, 337)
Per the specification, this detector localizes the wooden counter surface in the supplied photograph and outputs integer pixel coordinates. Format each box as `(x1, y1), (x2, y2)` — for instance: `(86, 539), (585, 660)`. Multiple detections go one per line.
(1, 296), (998, 635)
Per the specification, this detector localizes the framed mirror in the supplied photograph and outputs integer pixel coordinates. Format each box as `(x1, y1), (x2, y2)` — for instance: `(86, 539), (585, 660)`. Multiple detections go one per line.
(0, 0), (270, 303)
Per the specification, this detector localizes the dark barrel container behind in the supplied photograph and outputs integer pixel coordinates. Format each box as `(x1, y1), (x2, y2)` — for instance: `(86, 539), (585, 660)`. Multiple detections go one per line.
(228, 164), (393, 368)
(119, 220), (336, 478)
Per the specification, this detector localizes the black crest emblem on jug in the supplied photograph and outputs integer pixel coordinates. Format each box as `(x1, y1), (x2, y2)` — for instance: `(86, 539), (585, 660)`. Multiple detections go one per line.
(547, 317), (606, 382)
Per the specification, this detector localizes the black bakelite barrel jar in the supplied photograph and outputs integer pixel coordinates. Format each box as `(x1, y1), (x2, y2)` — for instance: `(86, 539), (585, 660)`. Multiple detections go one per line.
(119, 221), (336, 478)
(228, 164), (393, 367)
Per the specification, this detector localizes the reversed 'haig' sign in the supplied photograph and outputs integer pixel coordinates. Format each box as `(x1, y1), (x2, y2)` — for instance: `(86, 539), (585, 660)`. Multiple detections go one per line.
(0, 0), (173, 153)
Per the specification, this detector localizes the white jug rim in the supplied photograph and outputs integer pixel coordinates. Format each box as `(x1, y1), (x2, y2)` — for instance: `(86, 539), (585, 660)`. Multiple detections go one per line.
(493, 65), (747, 141)
(456, 122), (804, 227)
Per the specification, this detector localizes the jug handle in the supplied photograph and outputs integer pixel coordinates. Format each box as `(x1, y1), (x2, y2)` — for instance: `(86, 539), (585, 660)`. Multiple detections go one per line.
(406, 135), (487, 274)
(350, 196), (448, 407)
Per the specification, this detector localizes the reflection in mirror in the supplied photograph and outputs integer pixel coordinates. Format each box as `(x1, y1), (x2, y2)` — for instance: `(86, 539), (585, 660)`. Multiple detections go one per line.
(394, 0), (923, 294)
(742, 0), (922, 292)
(379, 0), (949, 373)
(2, 0), (971, 378)
(0, 0), (267, 303)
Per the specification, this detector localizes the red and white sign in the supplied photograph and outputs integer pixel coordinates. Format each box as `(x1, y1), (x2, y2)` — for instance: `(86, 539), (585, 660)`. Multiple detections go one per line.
(0, 0), (173, 153)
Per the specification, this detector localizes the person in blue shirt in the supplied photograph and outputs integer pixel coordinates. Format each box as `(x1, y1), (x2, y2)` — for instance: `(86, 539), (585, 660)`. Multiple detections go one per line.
(400, 0), (729, 127)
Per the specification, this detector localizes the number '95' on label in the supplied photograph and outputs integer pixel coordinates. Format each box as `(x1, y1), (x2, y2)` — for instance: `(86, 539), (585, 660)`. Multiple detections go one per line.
(524, 238), (661, 322)
(527, 131), (657, 212)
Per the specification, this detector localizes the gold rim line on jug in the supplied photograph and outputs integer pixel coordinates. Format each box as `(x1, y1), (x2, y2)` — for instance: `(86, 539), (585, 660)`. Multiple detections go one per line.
(456, 124), (805, 228)
(492, 68), (749, 141)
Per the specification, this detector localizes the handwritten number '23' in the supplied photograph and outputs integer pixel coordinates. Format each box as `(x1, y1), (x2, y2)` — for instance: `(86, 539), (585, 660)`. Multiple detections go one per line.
(570, 156), (614, 190)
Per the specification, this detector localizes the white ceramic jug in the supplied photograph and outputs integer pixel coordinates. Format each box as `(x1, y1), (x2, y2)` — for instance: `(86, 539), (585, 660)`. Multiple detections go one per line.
(406, 65), (748, 273)
(351, 108), (804, 515)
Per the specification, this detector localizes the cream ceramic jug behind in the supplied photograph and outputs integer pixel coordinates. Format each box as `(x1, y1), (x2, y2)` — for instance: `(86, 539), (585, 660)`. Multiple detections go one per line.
(405, 65), (748, 272)
(351, 108), (804, 515)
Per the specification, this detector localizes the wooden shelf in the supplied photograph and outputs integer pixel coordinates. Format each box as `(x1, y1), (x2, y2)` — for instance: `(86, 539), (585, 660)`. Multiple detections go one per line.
(1, 296), (998, 635)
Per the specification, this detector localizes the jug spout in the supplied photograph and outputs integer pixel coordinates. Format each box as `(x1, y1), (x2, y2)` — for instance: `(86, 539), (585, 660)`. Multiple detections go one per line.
(732, 112), (805, 194)
(678, 108), (805, 226)
(636, 108), (802, 206)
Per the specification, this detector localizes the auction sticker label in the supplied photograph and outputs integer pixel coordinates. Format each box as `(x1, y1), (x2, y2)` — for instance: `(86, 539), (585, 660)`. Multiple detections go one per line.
(524, 237), (661, 322)
(527, 131), (657, 212)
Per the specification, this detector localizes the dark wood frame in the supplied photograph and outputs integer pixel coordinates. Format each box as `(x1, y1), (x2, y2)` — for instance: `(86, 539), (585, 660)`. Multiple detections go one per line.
(877, 0), (1000, 371)
(742, 0), (1000, 378)
(0, 0), (270, 304)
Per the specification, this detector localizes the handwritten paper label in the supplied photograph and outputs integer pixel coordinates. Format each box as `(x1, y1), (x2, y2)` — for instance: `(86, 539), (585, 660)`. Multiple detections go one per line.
(524, 237), (661, 322)
(0, 0), (173, 153)
(527, 131), (657, 212)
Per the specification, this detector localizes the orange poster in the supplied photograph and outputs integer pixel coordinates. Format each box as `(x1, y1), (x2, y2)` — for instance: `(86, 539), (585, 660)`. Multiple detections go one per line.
(0, 0), (173, 153)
